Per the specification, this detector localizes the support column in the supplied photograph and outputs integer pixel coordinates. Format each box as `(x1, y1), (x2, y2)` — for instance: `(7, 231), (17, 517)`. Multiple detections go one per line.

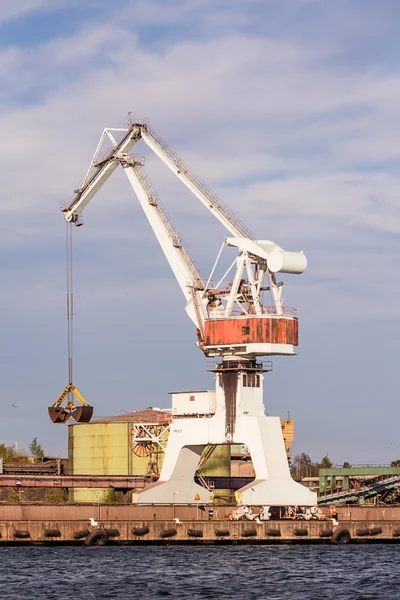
(133, 360), (317, 507)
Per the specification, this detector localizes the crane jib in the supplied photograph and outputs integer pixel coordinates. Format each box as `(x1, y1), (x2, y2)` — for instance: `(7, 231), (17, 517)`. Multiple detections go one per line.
(52, 118), (308, 426)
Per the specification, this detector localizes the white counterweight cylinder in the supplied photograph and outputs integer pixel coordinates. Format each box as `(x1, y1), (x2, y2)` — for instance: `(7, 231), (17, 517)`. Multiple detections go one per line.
(267, 250), (307, 274)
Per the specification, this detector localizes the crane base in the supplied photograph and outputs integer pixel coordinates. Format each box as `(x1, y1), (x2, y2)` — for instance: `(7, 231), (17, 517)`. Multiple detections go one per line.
(132, 445), (211, 505)
(133, 361), (316, 507)
(133, 415), (315, 506)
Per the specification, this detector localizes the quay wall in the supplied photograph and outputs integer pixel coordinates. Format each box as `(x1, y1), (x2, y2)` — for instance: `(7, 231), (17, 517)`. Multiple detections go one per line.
(0, 518), (400, 544)
(0, 503), (399, 522)
(0, 504), (398, 544)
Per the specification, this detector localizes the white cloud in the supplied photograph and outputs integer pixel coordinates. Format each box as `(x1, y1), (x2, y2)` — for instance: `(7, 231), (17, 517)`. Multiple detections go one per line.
(1, 0), (400, 459)
(0, 0), (50, 23)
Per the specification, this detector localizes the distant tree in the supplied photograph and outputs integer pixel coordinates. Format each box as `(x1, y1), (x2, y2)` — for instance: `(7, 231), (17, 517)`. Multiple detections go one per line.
(319, 455), (333, 469)
(291, 453), (336, 479)
(29, 438), (44, 461)
(291, 453), (313, 478)
(343, 461), (352, 469)
(0, 443), (27, 463)
(391, 460), (400, 467)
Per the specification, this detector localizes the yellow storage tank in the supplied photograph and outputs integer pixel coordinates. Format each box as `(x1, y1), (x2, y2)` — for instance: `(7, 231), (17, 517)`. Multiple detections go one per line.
(69, 409), (171, 502)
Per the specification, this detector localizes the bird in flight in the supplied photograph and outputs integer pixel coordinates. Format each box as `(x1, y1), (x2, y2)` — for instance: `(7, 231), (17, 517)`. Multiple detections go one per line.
(12, 404), (18, 408)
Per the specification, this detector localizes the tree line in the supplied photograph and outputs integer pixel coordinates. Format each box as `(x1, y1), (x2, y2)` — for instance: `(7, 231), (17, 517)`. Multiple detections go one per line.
(0, 438), (44, 463)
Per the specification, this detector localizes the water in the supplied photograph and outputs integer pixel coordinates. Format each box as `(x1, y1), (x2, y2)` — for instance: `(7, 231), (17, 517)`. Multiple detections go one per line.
(1, 545), (399, 599)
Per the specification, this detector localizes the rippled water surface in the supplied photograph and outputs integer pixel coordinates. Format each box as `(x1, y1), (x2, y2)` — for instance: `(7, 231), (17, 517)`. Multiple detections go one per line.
(1, 545), (399, 599)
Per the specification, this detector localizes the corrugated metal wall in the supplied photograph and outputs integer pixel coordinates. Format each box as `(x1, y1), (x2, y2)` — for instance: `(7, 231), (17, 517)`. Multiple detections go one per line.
(204, 317), (298, 346)
(69, 422), (131, 502)
(69, 423), (128, 475)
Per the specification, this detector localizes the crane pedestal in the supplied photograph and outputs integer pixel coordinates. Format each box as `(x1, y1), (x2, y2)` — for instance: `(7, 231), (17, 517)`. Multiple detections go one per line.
(132, 361), (316, 507)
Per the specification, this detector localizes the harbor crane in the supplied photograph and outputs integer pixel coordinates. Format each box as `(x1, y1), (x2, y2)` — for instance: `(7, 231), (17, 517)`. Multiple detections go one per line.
(53, 118), (316, 507)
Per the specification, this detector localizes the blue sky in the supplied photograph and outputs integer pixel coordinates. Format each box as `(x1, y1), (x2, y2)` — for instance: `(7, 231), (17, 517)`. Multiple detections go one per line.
(1, 0), (400, 464)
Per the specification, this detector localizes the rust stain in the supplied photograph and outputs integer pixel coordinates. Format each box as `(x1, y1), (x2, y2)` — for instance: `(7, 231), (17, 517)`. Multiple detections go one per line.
(220, 371), (238, 439)
(204, 317), (298, 347)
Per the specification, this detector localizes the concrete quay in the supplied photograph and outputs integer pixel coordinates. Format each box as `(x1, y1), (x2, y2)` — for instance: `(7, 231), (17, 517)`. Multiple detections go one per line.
(0, 504), (398, 544)
(1, 518), (400, 545)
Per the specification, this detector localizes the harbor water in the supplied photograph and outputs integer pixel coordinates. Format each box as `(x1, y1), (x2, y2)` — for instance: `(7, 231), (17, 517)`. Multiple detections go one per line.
(1, 544), (399, 599)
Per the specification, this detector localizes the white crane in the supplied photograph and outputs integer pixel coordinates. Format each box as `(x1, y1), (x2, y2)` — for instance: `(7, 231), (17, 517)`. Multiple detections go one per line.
(57, 117), (316, 509)
(62, 119), (306, 357)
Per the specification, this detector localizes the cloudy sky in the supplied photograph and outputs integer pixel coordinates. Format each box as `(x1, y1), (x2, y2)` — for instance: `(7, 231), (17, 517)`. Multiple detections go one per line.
(1, 0), (400, 464)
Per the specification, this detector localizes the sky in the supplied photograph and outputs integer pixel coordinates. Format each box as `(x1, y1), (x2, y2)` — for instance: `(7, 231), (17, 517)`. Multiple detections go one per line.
(1, 0), (400, 465)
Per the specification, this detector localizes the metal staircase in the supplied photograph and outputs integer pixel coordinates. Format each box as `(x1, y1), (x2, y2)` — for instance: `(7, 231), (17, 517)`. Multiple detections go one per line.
(195, 445), (217, 491)
(318, 473), (400, 504)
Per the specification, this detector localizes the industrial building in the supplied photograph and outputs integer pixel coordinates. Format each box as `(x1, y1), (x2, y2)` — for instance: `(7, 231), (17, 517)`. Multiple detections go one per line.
(68, 392), (294, 503)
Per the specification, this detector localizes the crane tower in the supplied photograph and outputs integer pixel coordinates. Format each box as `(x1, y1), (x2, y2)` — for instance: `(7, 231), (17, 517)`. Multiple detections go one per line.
(61, 118), (316, 507)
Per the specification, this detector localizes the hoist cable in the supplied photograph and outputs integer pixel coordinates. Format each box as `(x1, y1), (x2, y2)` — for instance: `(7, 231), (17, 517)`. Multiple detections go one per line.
(66, 222), (74, 387)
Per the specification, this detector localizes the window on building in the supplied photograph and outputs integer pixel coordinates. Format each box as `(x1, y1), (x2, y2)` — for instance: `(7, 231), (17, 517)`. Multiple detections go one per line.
(242, 373), (261, 388)
(241, 326), (250, 335)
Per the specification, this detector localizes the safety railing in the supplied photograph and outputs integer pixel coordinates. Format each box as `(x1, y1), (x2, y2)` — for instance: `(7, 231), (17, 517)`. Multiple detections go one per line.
(206, 306), (298, 319)
(206, 359), (273, 372)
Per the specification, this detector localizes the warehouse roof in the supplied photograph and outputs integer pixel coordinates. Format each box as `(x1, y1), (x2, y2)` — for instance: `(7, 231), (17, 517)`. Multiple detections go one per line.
(93, 408), (172, 424)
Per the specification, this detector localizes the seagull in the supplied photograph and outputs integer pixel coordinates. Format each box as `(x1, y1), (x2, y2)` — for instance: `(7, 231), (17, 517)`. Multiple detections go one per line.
(174, 517), (181, 524)
(89, 518), (98, 527)
(11, 404), (18, 408)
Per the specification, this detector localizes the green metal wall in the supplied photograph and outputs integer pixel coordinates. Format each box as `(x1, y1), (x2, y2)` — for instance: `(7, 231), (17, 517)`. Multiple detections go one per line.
(201, 445), (231, 477)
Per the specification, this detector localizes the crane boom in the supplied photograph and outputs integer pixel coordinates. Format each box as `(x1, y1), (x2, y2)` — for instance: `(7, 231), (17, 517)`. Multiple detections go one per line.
(62, 119), (306, 340)
(140, 123), (253, 239)
(123, 161), (206, 329)
(63, 126), (206, 331)
(64, 125), (142, 222)
(64, 121), (253, 242)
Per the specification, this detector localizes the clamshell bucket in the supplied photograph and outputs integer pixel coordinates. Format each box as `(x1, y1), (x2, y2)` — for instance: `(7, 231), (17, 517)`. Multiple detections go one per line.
(48, 407), (71, 424)
(71, 405), (93, 423)
(49, 384), (93, 424)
